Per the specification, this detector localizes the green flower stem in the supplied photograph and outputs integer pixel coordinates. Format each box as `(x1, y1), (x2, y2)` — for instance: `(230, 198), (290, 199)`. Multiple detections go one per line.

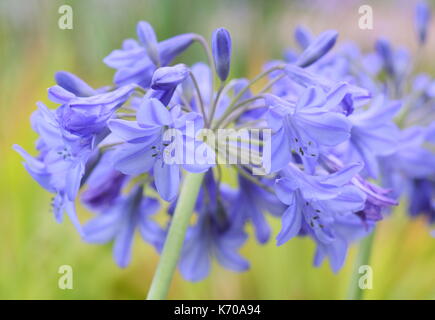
(189, 71), (208, 125)
(347, 229), (376, 300)
(146, 172), (205, 300)
(208, 83), (224, 128)
(193, 34), (215, 106)
(213, 64), (285, 129)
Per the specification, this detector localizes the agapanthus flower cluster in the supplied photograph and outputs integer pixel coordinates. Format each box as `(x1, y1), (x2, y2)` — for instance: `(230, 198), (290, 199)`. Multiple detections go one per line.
(16, 2), (434, 281)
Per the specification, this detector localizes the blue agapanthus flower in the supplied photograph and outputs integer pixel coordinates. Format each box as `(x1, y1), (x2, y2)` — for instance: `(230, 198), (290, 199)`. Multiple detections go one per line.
(313, 213), (373, 272)
(15, 5), (435, 286)
(338, 95), (401, 178)
(266, 85), (352, 172)
(178, 172), (249, 281)
(232, 174), (286, 244)
(274, 163), (366, 244)
(49, 82), (136, 137)
(104, 21), (195, 88)
(83, 186), (165, 268)
(109, 97), (213, 201)
(14, 102), (93, 234)
(81, 151), (127, 211)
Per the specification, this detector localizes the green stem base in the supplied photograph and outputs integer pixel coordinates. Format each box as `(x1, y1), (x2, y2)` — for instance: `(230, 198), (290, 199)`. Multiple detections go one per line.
(146, 172), (205, 300)
(347, 230), (376, 300)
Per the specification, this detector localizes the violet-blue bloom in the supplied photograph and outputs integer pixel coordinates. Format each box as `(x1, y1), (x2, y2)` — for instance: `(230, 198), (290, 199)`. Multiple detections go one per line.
(274, 163), (366, 247)
(151, 64), (190, 91)
(104, 21), (195, 87)
(109, 98), (213, 201)
(282, 64), (371, 109)
(18, 15), (435, 282)
(81, 152), (127, 211)
(55, 71), (98, 97)
(380, 126), (435, 197)
(231, 175), (286, 243)
(137, 21), (160, 67)
(321, 154), (397, 222)
(340, 95), (401, 178)
(178, 172), (249, 281)
(148, 64), (191, 105)
(83, 186), (165, 268)
(14, 103), (93, 234)
(313, 214), (373, 272)
(266, 85), (351, 172)
(48, 83), (136, 137)
(379, 126), (435, 226)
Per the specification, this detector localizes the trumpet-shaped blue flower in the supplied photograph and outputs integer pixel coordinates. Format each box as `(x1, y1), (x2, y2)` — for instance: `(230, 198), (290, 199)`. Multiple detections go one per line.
(380, 126), (435, 196)
(14, 103), (93, 234)
(321, 154), (397, 222)
(274, 163), (366, 245)
(81, 151), (127, 211)
(151, 64), (190, 91)
(137, 21), (160, 67)
(17, 16), (435, 282)
(55, 71), (99, 97)
(109, 98), (213, 201)
(274, 163), (368, 271)
(380, 126), (435, 227)
(266, 85), (352, 171)
(231, 175), (286, 243)
(313, 213), (373, 272)
(104, 21), (195, 87)
(339, 95), (401, 178)
(83, 186), (165, 267)
(178, 172), (249, 281)
(48, 83), (136, 137)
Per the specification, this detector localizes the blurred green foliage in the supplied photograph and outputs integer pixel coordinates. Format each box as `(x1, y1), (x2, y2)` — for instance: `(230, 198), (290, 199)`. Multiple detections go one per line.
(1, 0), (435, 299)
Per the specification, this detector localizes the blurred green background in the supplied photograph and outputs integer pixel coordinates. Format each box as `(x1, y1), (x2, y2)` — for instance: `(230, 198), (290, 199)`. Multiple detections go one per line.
(1, 0), (435, 299)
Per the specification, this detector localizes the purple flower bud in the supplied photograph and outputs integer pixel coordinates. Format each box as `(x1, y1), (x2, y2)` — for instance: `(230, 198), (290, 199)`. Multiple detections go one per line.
(211, 28), (232, 81)
(137, 21), (161, 66)
(151, 64), (189, 90)
(296, 30), (338, 68)
(415, 1), (431, 45)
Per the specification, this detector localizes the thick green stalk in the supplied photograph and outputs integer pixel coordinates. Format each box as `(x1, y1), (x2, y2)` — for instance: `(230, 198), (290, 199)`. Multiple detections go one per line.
(347, 230), (376, 300)
(146, 172), (205, 300)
